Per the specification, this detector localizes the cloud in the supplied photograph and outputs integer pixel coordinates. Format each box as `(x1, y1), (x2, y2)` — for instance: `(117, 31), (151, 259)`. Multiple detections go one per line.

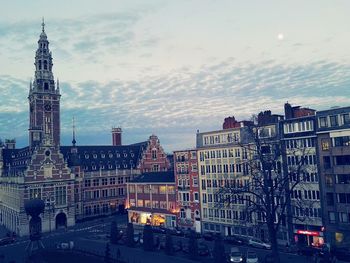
(1, 58), (349, 151)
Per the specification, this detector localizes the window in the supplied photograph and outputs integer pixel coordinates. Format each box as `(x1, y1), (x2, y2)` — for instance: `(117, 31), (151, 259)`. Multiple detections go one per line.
(110, 177), (116, 185)
(335, 155), (350, 165)
(152, 149), (157, 160)
(319, 117), (327, 128)
(102, 178), (108, 186)
(137, 200), (143, 207)
(55, 186), (67, 206)
(342, 114), (350, 125)
(333, 136), (350, 147)
(159, 186), (167, 194)
(93, 179), (99, 186)
(202, 193), (207, 203)
(29, 188), (42, 199)
(84, 179), (91, 187)
(330, 115), (338, 127)
(102, 189), (108, 198)
(93, 190), (100, 199)
(339, 212), (349, 223)
(328, 212), (336, 223)
(336, 174), (350, 184)
(152, 164), (160, 172)
(194, 192), (199, 202)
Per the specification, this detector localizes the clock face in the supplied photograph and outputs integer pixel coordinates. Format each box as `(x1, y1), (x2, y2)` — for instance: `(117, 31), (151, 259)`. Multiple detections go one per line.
(44, 103), (51, 111)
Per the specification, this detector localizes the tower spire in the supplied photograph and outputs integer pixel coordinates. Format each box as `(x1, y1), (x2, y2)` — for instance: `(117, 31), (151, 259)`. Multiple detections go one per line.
(72, 117), (76, 146)
(42, 17), (45, 32)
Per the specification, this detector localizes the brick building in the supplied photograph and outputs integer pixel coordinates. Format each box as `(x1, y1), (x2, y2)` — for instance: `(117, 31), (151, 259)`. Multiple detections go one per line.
(139, 135), (171, 173)
(174, 149), (201, 232)
(126, 171), (177, 228)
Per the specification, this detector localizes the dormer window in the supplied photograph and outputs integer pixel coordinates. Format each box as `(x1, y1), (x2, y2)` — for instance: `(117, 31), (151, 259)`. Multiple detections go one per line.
(101, 154), (105, 159)
(109, 153), (113, 158)
(85, 154), (89, 159)
(124, 164), (127, 168)
(131, 153), (134, 157)
(93, 154), (97, 159)
(124, 153), (127, 157)
(116, 153), (120, 158)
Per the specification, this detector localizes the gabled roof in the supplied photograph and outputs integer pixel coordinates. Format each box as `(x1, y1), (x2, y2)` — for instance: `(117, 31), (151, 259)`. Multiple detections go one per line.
(130, 171), (175, 183)
(2, 147), (32, 174)
(60, 142), (148, 171)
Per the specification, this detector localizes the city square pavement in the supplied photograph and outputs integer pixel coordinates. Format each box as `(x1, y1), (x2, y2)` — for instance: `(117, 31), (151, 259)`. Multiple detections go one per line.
(0, 214), (347, 263)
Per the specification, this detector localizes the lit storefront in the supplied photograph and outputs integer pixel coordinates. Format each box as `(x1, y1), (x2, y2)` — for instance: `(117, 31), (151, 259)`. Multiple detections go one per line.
(126, 171), (177, 229)
(128, 208), (176, 228)
(294, 229), (324, 247)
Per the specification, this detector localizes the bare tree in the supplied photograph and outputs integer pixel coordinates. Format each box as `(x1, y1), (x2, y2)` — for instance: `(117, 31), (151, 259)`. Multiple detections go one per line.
(216, 120), (316, 263)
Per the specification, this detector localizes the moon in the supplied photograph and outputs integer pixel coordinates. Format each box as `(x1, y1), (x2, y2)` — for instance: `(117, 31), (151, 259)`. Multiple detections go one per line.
(277, 33), (284, 40)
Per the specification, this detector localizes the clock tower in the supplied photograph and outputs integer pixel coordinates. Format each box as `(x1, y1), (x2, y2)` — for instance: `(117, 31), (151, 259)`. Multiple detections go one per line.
(29, 19), (60, 148)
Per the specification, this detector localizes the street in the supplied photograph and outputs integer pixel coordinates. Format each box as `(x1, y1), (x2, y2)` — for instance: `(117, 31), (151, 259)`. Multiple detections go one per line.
(0, 215), (346, 263)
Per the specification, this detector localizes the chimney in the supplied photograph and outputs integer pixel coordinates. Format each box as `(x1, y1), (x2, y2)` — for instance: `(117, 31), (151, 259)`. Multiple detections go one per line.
(5, 139), (16, 149)
(112, 127), (122, 146)
(284, 102), (293, 120)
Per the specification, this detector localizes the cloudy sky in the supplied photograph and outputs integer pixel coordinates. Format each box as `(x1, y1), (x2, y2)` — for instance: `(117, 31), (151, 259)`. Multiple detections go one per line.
(0, 0), (350, 152)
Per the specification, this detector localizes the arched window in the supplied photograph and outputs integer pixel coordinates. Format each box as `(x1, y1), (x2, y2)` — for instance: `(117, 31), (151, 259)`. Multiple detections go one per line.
(44, 83), (49, 90)
(38, 60), (42, 70)
(44, 60), (48, 70)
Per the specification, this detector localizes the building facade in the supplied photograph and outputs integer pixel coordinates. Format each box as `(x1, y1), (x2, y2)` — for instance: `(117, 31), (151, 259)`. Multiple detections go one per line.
(196, 119), (255, 237)
(126, 171), (177, 228)
(316, 106), (350, 247)
(139, 135), (171, 173)
(174, 149), (201, 232)
(280, 104), (323, 247)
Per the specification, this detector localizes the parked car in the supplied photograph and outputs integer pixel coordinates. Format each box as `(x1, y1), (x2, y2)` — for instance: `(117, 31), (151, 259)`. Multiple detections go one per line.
(246, 250), (259, 263)
(264, 253), (274, 263)
(184, 230), (201, 239)
(202, 232), (215, 241)
(152, 226), (167, 234)
(133, 233), (143, 244)
(297, 245), (320, 256)
(224, 235), (244, 246)
(198, 242), (210, 256)
(168, 227), (184, 236)
(0, 237), (15, 246)
(248, 238), (271, 250)
(229, 247), (243, 263)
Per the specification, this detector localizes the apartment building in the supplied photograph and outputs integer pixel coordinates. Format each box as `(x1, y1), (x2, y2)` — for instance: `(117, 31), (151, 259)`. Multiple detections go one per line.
(316, 106), (350, 247)
(280, 103), (323, 247)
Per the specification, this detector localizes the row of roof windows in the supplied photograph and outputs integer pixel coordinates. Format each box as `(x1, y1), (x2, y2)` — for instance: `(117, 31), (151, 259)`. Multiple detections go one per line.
(83, 152), (135, 159)
(84, 163), (136, 171)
